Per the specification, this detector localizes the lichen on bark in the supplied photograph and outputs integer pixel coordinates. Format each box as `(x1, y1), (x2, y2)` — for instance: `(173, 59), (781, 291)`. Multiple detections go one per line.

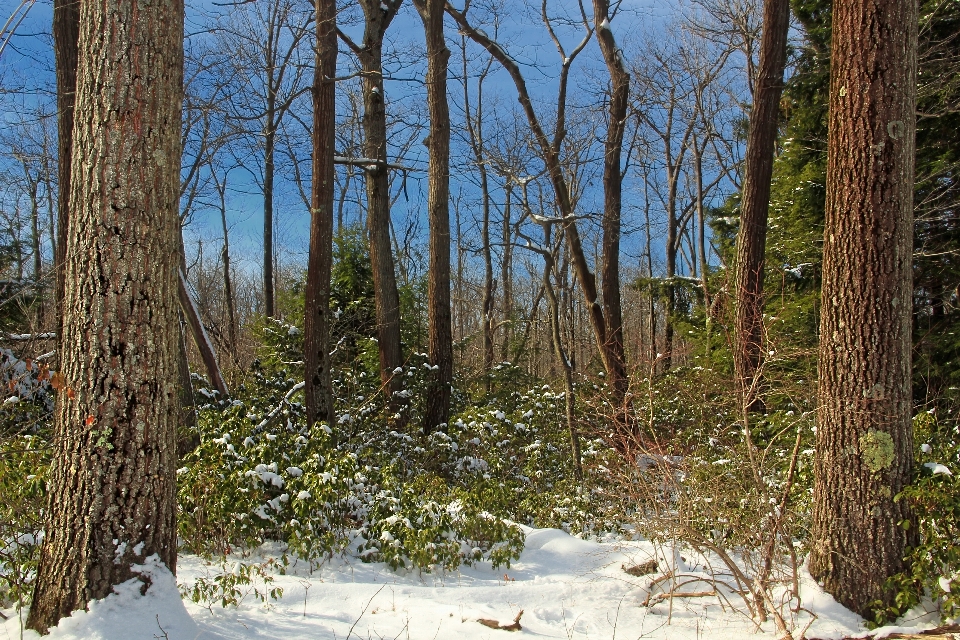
(860, 429), (895, 473)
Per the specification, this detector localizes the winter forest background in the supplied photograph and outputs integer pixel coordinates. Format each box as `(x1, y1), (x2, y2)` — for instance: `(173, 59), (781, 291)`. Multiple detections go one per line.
(0, 0), (958, 637)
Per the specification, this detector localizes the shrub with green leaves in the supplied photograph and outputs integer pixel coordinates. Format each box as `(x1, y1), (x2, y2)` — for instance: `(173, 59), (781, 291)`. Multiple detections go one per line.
(0, 433), (48, 609)
(879, 411), (960, 624)
(178, 330), (531, 577)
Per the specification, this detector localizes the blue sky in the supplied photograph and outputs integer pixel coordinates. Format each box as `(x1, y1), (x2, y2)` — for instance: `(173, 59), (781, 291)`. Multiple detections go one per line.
(0, 0), (749, 296)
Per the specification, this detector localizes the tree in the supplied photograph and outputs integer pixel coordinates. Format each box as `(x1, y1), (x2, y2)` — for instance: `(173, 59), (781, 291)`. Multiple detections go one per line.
(593, 0), (630, 422)
(26, 0), (184, 632)
(457, 34), (497, 382)
(631, 25), (731, 372)
(304, 0), (337, 430)
(414, 0), (453, 432)
(216, 0), (312, 318)
(446, 2), (621, 402)
(732, 0), (790, 411)
(809, 0), (917, 616)
(51, 0), (80, 328)
(338, 0), (405, 404)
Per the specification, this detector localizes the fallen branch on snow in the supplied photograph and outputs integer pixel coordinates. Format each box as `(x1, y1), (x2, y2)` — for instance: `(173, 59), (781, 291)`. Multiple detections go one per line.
(478, 609), (523, 632)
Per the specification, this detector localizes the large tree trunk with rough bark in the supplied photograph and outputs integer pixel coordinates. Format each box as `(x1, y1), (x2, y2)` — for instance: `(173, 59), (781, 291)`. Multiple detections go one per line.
(27, 0), (184, 632)
(304, 0), (337, 430)
(809, 0), (917, 617)
(732, 0), (790, 409)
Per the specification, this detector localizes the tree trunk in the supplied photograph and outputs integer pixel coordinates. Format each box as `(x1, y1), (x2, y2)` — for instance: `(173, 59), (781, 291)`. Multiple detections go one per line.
(808, 0), (917, 617)
(481, 155), (494, 383)
(352, 1), (404, 402)
(179, 270), (229, 398)
(25, 173), (43, 326)
(594, 0), (630, 426)
(416, 0), (453, 433)
(460, 39), (494, 383)
(733, 0), (790, 409)
(305, 0), (337, 430)
(216, 174), (238, 357)
(27, 0), (184, 631)
(500, 183), (513, 361)
(693, 136), (713, 360)
(52, 0), (80, 339)
(263, 107), (276, 318)
(539, 224), (581, 479)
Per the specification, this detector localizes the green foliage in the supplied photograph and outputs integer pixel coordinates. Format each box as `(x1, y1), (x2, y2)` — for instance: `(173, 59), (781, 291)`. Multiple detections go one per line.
(177, 330), (539, 579)
(355, 473), (524, 571)
(180, 558), (284, 610)
(877, 411), (960, 624)
(0, 433), (47, 609)
(0, 349), (53, 608)
(329, 224), (378, 375)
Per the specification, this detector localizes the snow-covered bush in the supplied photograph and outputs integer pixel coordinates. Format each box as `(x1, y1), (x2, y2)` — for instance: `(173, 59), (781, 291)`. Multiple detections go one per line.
(177, 325), (530, 575)
(881, 410), (960, 624)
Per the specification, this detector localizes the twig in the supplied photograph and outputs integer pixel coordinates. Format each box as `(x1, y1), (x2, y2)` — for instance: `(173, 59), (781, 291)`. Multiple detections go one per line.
(154, 614), (170, 639)
(644, 590), (717, 606)
(345, 584), (385, 639)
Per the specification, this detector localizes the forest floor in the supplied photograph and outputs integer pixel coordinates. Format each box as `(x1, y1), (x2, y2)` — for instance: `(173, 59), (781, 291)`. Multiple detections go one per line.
(1, 526), (944, 640)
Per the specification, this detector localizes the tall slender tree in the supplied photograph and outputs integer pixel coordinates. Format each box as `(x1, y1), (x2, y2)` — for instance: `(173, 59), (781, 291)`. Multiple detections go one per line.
(809, 0), (918, 616)
(414, 0), (453, 432)
(338, 0), (405, 403)
(593, 0), (630, 426)
(216, 0), (312, 318)
(27, 0), (184, 632)
(51, 0), (80, 329)
(732, 0), (790, 410)
(447, 2), (624, 395)
(304, 0), (337, 430)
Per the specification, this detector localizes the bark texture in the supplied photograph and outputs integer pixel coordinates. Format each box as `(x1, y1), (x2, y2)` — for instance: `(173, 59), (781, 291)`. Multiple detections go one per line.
(809, 0), (917, 616)
(52, 0), (80, 331)
(304, 0), (337, 430)
(27, 0), (184, 632)
(733, 0), (790, 407)
(415, 0), (453, 432)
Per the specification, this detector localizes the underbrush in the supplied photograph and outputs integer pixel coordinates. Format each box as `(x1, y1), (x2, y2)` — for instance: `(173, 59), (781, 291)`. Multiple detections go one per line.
(2, 325), (957, 627)
(599, 361), (960, 629)
(174, 319), (611, 605)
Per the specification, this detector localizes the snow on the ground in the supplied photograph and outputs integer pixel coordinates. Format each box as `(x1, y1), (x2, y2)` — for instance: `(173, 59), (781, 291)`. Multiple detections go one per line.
(2, 527), (939, 640)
